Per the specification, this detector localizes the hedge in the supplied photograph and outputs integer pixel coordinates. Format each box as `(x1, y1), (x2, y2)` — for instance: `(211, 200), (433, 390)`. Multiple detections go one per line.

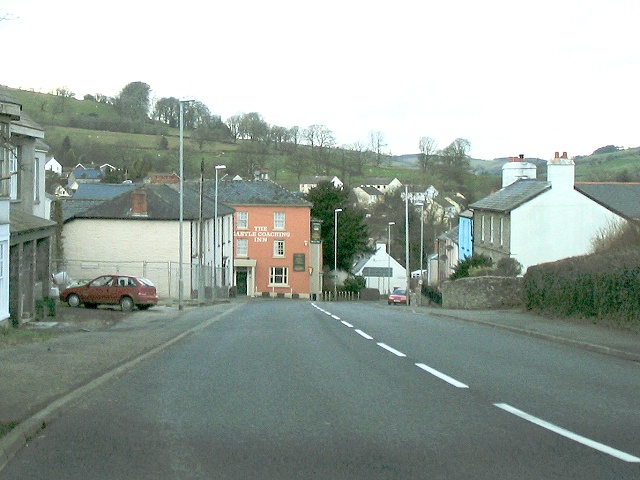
(523, 249), (640, 324)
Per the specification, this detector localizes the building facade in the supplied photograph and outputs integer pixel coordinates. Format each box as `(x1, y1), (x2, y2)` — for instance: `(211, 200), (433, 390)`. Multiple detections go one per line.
(212, 179), (319, 298)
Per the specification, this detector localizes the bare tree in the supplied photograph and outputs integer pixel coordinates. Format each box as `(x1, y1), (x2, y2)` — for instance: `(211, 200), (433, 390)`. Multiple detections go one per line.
(418, 136), (438, 171)
(369, 130), (386, 166)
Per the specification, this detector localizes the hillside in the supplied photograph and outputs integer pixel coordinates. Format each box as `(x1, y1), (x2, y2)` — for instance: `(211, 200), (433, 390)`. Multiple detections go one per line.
(5, 86), (639, 191)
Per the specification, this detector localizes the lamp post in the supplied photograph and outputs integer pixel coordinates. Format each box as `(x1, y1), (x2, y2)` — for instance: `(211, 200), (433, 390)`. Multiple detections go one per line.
(213, 164), (226, 298)
(404, 185), (410, 306)
(415, 203), (424, 306)
(387, 221), (395, 294)
(334, 208), (342, 300)
(178, 97), (194, 310)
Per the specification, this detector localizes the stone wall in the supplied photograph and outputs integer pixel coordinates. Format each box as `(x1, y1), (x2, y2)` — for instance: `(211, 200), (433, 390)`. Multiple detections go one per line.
(440, 276), (524, 309)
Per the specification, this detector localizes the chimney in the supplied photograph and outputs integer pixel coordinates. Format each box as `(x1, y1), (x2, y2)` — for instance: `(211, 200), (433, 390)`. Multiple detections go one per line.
(131, 188), (148, 217)
(547, 151), (575, 190)
(502, 153), (536, 187)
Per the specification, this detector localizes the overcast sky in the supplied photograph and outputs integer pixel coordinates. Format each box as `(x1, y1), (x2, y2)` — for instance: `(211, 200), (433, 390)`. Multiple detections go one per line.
(1, 0), (638, 160)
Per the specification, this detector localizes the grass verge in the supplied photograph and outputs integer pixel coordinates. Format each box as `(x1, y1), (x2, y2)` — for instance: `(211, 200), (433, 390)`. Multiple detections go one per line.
(0, 327), (58, 348)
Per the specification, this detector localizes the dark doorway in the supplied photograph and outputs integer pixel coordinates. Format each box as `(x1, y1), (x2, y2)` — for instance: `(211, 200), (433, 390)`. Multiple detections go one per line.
(236, 269), (248, 295)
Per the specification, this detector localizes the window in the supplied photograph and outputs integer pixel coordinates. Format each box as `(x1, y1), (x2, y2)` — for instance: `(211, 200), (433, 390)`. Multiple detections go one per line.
(237, 211), (248, 229)
(489, 216), (494, 243)
(269, 266), (289, 285)
(34, 156), (40, 203)
(9, 145), (18, 200)
(274, 211), (285, 230)
(273, 240), (285, 257)
(499, 218), (504, 246)
(480, 215), (485, 242)
(237, 239), (248, 256)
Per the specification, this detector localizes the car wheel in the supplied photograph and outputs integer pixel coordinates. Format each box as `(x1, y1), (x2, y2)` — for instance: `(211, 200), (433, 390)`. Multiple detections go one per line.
(137, 304), (151, 310)
(67, 294), (81, 308)
(120, 296), (134, 311)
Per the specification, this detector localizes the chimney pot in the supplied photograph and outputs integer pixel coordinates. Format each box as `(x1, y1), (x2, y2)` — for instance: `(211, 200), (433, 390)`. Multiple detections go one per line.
(555, 152), (559, 158)
(519, 154), (524, 160)
(562, 152), (568, 158)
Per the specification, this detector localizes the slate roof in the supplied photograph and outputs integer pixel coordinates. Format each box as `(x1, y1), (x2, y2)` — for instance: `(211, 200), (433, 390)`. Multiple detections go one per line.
(575, 182), (640, 220)
(205, 179), (312, 207)
(10, 207), (56, 237)
(70, 182), (136, 200)
(65, 184), (233, 221)
(358, 186), (383, 195)
(469, 179), (551, 212)
(71, 168), (103, 180)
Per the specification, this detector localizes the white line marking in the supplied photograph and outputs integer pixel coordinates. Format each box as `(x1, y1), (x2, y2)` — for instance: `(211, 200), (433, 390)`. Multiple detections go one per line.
(494, 403), (640, 463)
(331, 315), (341, 320)
(414, 363), (469, 388)
(355, 329), (374, 340)
(340, 320), (353, 328)
(377, 343), (406, 357)
(324, 311), (333, 316)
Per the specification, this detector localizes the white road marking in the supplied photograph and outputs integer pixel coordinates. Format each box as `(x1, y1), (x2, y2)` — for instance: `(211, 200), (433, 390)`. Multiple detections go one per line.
(414, 363), (469, 388)
(340, 320), (353, 328)
(331, 315), (341, 320)
(325, 311), (333, 316)
(377, 343), (407, 357)
(494, 403), (640, 463)
(355, 329), (374, 340)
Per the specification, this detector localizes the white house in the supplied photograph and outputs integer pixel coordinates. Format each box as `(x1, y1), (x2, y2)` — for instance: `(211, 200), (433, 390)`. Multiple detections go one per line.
(0, 87), (56, 325)
(61, 183), (234, 299)
(44, 156), (63, 175)
(299, 175), (343, 194)
(352, 242), (407, 294)
(469, 152), (636, 273)
(360, 177), (402, 194)
(353, 185), (384, 206)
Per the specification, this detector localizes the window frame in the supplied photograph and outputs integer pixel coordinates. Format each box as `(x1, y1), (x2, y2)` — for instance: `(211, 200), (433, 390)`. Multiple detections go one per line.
(273, 240), (285, 257)
(274, 211), (285, 230)
(269, 266), (289, 286)
(237, 211), (249, 230)
(236, 238), (248, 257)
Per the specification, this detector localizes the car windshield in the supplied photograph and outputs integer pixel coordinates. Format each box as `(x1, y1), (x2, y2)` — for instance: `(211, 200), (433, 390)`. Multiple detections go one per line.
(393, 289), (406, 295)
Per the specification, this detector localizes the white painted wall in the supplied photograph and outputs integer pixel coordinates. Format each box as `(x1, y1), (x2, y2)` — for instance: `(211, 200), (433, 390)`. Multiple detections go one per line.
(62, 219), (188, 298)
(511, 183), (623, 272)
(354, 243), (407, 294)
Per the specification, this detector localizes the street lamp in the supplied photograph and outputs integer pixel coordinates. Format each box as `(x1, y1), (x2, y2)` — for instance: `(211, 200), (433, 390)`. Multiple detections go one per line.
(334, 208), (342, 300)
(178, 97), (194, 310)
(404, 185), (410, 306)
(415, 203), (424, 306)
(213, 164), (226, 297)
(387, 221), (395, 294)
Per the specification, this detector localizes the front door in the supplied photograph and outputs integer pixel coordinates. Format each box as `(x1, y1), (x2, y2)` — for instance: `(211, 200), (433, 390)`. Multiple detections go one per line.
(236, 269), (248, 295)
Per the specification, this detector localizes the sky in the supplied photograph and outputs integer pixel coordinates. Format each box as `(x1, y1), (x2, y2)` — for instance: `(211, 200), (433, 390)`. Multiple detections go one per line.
(1, 0), (638, 160)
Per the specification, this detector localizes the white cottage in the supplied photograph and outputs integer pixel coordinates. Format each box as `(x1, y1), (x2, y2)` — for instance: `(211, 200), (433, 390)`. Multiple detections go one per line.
(469, 152), (635, 273)
(353, 242), (407, 294)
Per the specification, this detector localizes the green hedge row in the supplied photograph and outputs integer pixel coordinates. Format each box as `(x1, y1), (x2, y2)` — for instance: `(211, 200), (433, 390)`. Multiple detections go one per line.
(523, 250), (640, 323)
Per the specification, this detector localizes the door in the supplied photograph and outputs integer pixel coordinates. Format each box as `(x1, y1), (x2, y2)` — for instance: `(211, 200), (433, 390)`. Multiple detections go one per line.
(236, 269), (248, 295)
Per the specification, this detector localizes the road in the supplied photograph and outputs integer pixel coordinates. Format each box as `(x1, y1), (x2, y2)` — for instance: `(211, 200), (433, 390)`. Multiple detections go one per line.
(2, 300), (639, 479)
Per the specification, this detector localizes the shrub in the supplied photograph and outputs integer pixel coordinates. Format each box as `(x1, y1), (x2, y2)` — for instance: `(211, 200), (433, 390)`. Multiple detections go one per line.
(342, 275), (366, 293)
(450, 254), (493, 280)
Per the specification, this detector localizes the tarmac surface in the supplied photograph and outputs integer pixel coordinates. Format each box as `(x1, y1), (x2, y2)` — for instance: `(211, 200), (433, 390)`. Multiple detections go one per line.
(1, 298), (639, 472)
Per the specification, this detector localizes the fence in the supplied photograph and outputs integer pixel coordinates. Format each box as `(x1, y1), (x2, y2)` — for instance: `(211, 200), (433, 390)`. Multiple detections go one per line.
(53, 259), (229, 304)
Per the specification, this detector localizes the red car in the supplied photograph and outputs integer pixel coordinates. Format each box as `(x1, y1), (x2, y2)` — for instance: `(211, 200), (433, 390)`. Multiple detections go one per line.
(60, 274), (159, 311)
(388, 288), (407, 305)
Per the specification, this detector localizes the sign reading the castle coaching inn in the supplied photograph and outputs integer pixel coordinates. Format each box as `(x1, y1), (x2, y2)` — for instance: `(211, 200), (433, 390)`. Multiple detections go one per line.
(236, 226), (291, 242)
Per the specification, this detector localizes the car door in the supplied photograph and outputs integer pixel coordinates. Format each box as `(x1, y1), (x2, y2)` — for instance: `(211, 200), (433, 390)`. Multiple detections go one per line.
(85, 275), (113, 304)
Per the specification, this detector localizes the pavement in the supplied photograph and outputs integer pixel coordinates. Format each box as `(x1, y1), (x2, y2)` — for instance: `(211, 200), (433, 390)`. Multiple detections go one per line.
(1, 298), (639, 472)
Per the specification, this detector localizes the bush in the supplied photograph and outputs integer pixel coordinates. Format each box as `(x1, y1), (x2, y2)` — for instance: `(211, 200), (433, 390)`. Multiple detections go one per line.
(523, 250), (640, 325)
(422, 285), (442, 305)
(342, 275), (366, 293)
(450, 254), (493, 280)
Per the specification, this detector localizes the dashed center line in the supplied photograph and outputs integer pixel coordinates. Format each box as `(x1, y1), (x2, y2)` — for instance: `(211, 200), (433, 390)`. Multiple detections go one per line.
(495, 403), (640, 463)
(377, 342), (407, 357)
(355, 329), (374, 340)
(415, 363), (469, 388)
(341, 320), (353, 328)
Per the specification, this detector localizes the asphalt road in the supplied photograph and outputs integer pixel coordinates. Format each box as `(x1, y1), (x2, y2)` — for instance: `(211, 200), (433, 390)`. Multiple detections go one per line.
(2, 300), (639, 479)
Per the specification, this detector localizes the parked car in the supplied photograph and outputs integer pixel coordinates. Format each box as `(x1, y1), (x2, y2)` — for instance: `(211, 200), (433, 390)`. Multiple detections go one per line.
(59, 274), (159, 311)
(388, 288), (407, 305)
